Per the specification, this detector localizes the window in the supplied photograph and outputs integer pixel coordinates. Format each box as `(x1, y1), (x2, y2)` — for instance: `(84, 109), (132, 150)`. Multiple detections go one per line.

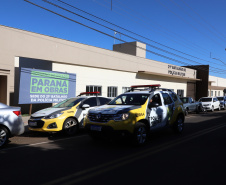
(108, 86), (118, 97)
(177, 89), (184, 98)
(218, 91), (220, 96)
(162, 93), (173, 105)
(169, 92), (178, 102)
(109, 94), (149, 105)
(99, 97), (111, 105)
(122, 87), (130, 93)
(86, 85), (102, 96)
(211, 91), (213, 96)
(151, 93), (162, 106)
(215, 91), (217, 96)
(83, 97), (97, 107)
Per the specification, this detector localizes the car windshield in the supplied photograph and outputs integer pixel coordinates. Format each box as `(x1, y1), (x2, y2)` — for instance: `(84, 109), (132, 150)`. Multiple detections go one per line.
(109, 93), (149, 105)
(217, 97), (223, 100)
(199, 98), (212, 102)
(53, 97), (85, 108)
(180, 97), (189, 103)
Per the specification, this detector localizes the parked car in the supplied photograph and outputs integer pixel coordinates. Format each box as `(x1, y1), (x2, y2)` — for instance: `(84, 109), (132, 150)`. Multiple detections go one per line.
(198, 97), (220, 112)
(216, 96), (226, 110)
(180, 97), (203, 115)
(84, 84), (185, 145)
(28, 92), (111, 135)
(0, 103), (24, 148)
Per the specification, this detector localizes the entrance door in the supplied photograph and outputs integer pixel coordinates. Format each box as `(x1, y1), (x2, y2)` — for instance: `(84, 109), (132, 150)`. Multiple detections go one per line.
(187, 82), (196, 100)
(0, 75), (7, 104)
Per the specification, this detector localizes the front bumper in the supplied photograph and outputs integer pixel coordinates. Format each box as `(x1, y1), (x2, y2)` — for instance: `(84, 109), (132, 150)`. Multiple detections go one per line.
(202, 105), (212, 110)
(84, 116), (136, 135)
(28, 116), (65, 132)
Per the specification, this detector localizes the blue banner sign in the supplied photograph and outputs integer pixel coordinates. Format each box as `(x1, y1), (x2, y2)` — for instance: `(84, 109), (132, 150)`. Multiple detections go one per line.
(19, 68), (76, 104)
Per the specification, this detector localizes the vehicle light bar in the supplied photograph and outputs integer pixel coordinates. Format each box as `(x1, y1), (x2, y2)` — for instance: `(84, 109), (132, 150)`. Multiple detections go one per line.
(79, 92), (100, 96)
(130, 84), (161, 88)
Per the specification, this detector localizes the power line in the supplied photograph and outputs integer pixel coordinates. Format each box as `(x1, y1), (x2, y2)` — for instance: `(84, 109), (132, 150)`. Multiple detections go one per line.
(99, 0), (210, 55)
(23, 0), (226, 74)
(55, 0), (217, 68)
(43, 0), (226, 73)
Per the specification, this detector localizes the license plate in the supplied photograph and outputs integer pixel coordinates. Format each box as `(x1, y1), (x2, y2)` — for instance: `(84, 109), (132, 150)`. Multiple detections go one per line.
(90, 125), (102, 131)
(29, 122), (37, 126)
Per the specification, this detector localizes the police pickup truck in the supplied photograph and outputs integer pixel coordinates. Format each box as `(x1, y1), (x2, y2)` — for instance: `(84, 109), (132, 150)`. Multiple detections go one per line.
(84, 85), (185, 145)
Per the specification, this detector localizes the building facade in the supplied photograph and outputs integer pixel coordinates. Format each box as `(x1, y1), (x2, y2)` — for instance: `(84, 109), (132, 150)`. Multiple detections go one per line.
(0, 25), (225, 113)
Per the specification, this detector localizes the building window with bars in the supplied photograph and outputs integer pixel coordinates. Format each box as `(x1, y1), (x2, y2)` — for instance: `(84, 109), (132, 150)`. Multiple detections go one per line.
(108, 86), (118, 97)
(86, 85), (102, 96)
(177, 89), (184, 98)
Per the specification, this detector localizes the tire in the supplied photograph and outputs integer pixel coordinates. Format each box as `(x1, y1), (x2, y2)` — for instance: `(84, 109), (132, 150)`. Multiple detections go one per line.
(0, 126), (9, 148)
(211, 106), (214, 112)
(196, 106), (201, 114)
(185, 108), (189, 116)
(172, 115), (184, 134)
(218, 105), (221, 111)
(133, 122), (147, 145)
(63, 118), (78, 136)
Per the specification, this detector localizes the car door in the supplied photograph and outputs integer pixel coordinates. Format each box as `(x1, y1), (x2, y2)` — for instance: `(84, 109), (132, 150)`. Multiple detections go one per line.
(213, 98), (218, 109)
(148, 93), (167, 130)
(77, 97), (98, 126)
(190, 97), (196, 111)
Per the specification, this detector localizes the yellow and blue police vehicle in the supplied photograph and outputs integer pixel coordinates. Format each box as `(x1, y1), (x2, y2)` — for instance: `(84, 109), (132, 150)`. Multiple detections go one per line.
(84, 85), (185, 145)
(28, 92), (111, 135)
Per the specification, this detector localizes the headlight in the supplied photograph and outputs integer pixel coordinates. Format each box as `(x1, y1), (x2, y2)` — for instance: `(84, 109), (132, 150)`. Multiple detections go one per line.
(114, 113), (130, 121)
(45, 113), (63, 119)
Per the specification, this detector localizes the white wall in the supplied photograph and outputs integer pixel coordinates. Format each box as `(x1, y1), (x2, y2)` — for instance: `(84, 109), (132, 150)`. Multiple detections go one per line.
(53, 63), (187, 97)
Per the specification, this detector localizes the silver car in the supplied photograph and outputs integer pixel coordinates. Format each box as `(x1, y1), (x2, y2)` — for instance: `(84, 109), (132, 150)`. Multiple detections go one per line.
(0, 103), (24, 148)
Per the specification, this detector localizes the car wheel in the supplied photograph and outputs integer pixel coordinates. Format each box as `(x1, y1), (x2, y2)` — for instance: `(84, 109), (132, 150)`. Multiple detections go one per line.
(218, 105), (221, 111)
(133, 122), (147, 145)
(224, 105), (226, 110)
(211, 106), (214, 112)
(172, 115), (184, 134)
(185, 108), (188, 116)
(63, 118), (78, 136)
(196, 106), (201, 114)
(0, 126), (9, 148)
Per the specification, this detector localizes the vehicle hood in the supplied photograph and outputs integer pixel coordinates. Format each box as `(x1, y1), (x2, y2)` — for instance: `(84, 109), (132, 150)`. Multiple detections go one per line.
(89, 105), (141, 114)
(31, 107), (70, 117)
(201, 102), (212, 105)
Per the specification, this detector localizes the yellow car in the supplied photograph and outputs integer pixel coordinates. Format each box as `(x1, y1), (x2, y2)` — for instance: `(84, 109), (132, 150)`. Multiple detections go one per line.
(84, 85), (185, 145)
(28, 92), (111, 135)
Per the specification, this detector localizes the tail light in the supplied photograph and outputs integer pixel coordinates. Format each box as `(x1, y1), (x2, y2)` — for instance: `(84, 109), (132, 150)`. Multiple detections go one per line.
(13, 111), (21, 116)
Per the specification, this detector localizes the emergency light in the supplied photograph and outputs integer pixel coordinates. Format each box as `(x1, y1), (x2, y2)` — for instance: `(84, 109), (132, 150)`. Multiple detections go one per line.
(130, 84), (161, 88)
(78, 92), (100, 96)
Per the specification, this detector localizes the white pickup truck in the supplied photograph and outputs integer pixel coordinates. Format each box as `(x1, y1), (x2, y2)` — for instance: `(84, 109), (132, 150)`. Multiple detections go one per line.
(180, 97), (203, 115)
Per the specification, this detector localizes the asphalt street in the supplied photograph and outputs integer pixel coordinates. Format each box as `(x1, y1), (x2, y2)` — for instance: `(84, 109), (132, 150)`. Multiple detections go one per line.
(1, 111), (226, 185)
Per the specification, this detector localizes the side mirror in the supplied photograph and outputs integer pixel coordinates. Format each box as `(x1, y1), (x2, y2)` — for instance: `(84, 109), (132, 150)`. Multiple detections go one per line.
(148, 102), (159, 108)
(82, 104), (90, 109)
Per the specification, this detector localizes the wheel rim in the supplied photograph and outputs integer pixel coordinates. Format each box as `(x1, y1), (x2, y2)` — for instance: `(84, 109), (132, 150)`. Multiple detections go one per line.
(0, 129), (7, 147)
(177, 117), (184, 132)
(136, 127), (147, 144)
(65, 120), (77, 134)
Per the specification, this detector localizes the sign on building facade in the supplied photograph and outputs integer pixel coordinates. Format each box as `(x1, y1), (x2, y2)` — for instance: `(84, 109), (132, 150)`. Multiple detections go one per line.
(19, 68), (76, 104)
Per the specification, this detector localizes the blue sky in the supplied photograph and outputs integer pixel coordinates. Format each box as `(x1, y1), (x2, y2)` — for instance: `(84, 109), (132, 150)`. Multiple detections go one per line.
(1, 0), (226, 78)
